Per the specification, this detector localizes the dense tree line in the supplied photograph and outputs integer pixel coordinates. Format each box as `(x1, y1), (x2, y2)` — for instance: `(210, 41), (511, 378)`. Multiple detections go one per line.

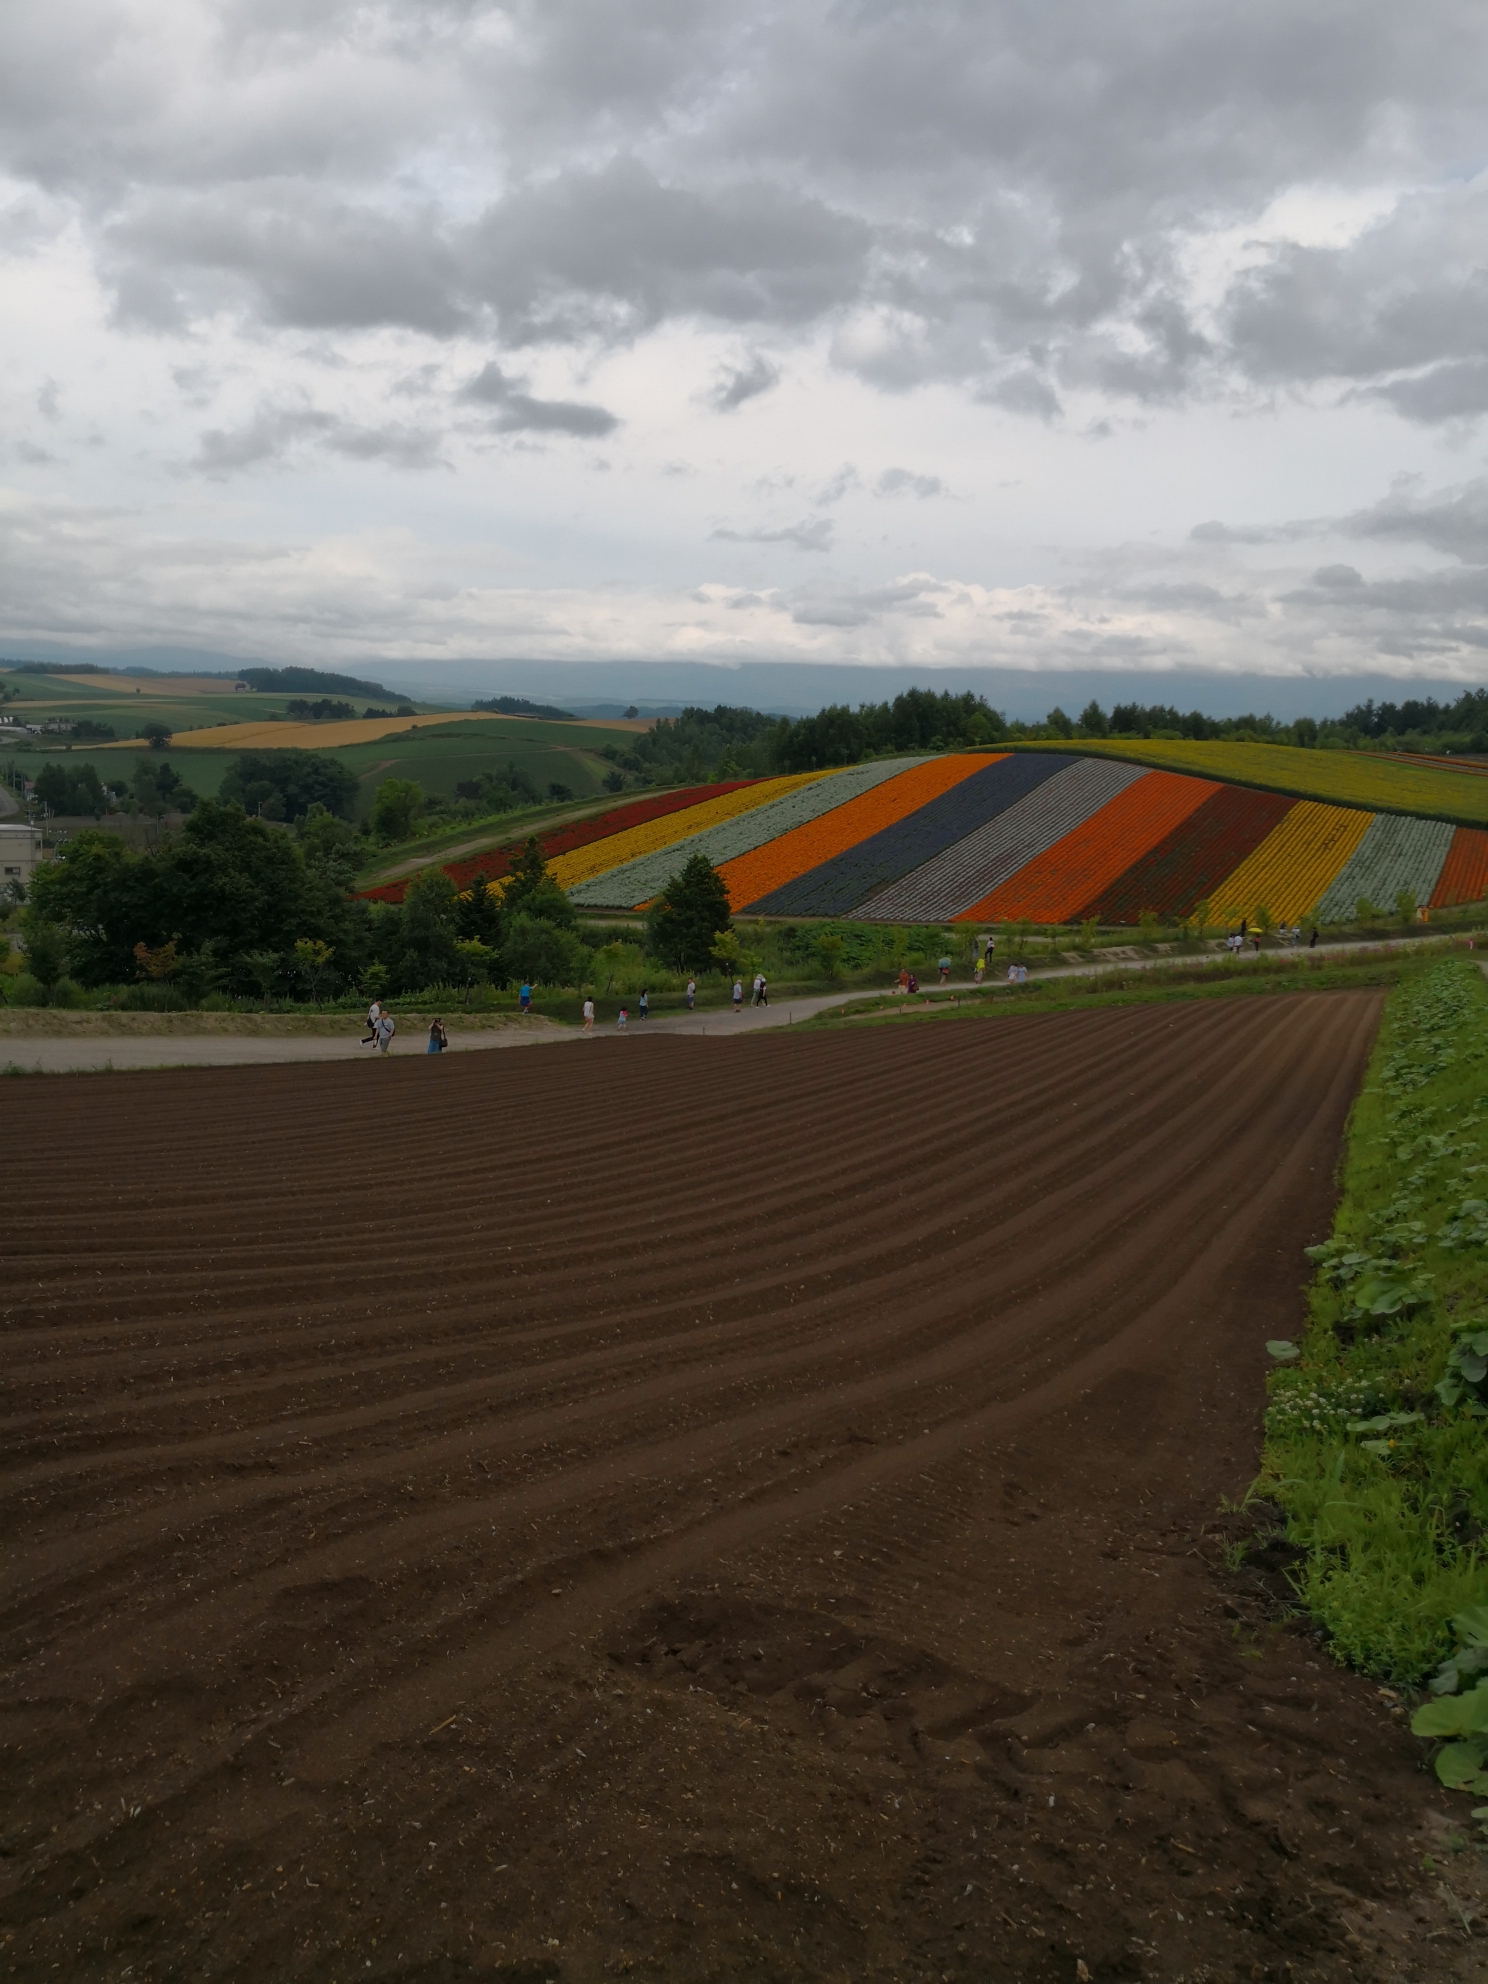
(32, 757), (196, 819)
(218, 751), (360, 821)
(1339, 690), (1488, 746)
(21, 804), (609, 1001)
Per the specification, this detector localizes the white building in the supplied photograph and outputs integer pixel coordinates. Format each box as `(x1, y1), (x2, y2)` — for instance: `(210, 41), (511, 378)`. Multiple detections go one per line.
(0, 822), (44, 892)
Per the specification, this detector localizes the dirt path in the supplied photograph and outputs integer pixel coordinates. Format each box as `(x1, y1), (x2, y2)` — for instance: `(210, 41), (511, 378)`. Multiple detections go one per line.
(0, 1017), (571, 1072)
(6, 931), (1464, 1071)
(1, 997), (1480, 1982)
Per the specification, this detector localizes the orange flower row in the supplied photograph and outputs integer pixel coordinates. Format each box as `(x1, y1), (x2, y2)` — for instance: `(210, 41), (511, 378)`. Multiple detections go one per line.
(720, 754), (1001, 911)
(1432, 827), (1488, 909)
(960, 770), (1216, 923)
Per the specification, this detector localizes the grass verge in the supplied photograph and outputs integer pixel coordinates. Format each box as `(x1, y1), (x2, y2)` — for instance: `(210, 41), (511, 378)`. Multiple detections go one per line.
(799, 942), (1455, 1029)
(1256, 957), (1488, 1680)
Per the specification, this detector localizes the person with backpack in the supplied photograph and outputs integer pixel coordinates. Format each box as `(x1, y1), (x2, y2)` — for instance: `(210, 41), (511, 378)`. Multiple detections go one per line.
(375, 1010), (396, 1053)
(361, 996), (382, 1046)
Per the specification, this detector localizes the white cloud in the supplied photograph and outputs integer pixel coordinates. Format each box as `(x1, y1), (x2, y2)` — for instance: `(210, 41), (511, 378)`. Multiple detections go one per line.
(1, 1), (1487, 683)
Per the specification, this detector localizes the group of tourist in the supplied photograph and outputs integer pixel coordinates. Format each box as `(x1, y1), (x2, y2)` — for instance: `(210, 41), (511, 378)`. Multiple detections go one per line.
(361, 999), (448, 1054)
(1224, 920), (1318, 954)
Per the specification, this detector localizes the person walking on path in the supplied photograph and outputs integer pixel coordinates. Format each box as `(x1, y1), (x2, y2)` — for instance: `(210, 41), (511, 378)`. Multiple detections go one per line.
(733, 979), (743, 1013)
(752, 972), (764, 1006)
(583, 997), (595, 1032)
(938, 955), (951, 984)
(1309, 928), (1319, 949)
(519, 980), (532, 1015)
(685, 978), (696, 1010)
(362, 996), (382, 1046)
(427, 1017), (448, 1054)
(639, 988), (649, 1019)
(756, 974), (768, 1007)
(374, 1010), (396, 1054)
(617, 1005), (628, 1031)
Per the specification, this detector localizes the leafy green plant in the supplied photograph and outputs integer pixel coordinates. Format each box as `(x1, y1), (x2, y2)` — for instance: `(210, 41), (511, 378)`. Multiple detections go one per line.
(1429, 1607), (1488, 1696)
(1411, 1680), (1488, 1799)
(1436, 1327), (1488, 1416)
(1256, 961), (1488, 1693)
(239, 949), (280, 1008)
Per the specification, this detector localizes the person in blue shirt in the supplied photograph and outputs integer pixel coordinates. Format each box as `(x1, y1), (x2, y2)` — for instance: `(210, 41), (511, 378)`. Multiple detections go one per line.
(519, 980), (532, 1013)
(639, 988), (649, 1019)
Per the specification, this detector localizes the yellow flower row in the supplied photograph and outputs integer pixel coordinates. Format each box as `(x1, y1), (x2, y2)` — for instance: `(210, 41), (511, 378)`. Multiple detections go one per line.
(1206, 800), (1372, 924)
(544, 773), (832, 891)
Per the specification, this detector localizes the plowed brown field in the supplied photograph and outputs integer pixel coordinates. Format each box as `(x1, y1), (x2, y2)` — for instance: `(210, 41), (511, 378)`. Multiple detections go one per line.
(1, 994), (1475, 1983)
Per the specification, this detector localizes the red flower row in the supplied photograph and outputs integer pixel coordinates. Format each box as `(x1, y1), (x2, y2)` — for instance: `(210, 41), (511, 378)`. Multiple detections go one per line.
(358, 782), (758, 904)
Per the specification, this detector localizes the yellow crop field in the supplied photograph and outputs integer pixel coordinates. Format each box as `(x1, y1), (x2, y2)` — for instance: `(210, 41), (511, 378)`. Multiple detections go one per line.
(99, 712), (517, 751)
(1206, 801), (1373, 924)
(1005, 740), (1488, 827)
(545, 773), (830, 890)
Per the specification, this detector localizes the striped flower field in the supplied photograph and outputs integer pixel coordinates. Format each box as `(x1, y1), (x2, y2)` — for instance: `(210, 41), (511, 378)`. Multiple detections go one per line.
(364, 747), (1488, 926)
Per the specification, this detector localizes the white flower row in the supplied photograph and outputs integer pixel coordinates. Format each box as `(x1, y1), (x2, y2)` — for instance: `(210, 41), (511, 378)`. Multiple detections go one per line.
(857, 759), (1147, 920)
(1313, 812), (1455, 924)
(568, 757), (928, 907)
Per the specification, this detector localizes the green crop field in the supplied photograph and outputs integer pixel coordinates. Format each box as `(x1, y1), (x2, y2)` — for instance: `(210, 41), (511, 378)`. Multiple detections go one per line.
(1, 744), (237, 801)
(1006, 738), (1488, 828)
(0, 664), (443, 739)
(330, 720), (634, 807)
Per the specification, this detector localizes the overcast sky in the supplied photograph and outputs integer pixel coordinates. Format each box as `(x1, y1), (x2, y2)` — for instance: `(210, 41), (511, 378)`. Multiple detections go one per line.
(3, 0), (1488, 697)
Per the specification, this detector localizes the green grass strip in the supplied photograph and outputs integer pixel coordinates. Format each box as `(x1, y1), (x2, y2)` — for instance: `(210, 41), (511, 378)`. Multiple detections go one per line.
(800, 946), (1435, 1029)
(1257, 957), (1488, 1683)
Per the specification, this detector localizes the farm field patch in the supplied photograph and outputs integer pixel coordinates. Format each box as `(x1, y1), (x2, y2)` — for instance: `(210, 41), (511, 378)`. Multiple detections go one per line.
(569, 757), (924, 909)
(2, 1000), (1474, 1983)
(1003, 738), (1488, 827)
(1311, 811), (1455, 922)
(1206, 799), (1374, 925)
(1432, 827), (1488, 910)
(968, 768), (1216, 923)
(1075, 783), (1296, 923)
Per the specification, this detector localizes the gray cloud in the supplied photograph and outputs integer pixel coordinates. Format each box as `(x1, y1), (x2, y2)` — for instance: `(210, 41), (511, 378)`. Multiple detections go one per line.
(105, 189), (468, 336)
(1342, 479), (1488, 565)
(709, 351), (780, 411)
(193, 405), (444, 476)
(461, 362), (619, 436)
(4, 2), (1485, 419)
(710, 518), (834, 552)
(1224, 185), (1488, 408)
(876, 467), (945, 499)
(1371, 361), (1488, 424)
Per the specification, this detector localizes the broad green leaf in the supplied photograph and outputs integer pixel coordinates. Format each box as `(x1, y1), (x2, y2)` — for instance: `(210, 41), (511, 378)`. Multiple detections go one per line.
(1412, 1686), (1488, 1737)
(1452, 1607), (1488, 1648)
(1266, 1340), (1300, 1362)
(1433, 1741), (1488, 1792)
